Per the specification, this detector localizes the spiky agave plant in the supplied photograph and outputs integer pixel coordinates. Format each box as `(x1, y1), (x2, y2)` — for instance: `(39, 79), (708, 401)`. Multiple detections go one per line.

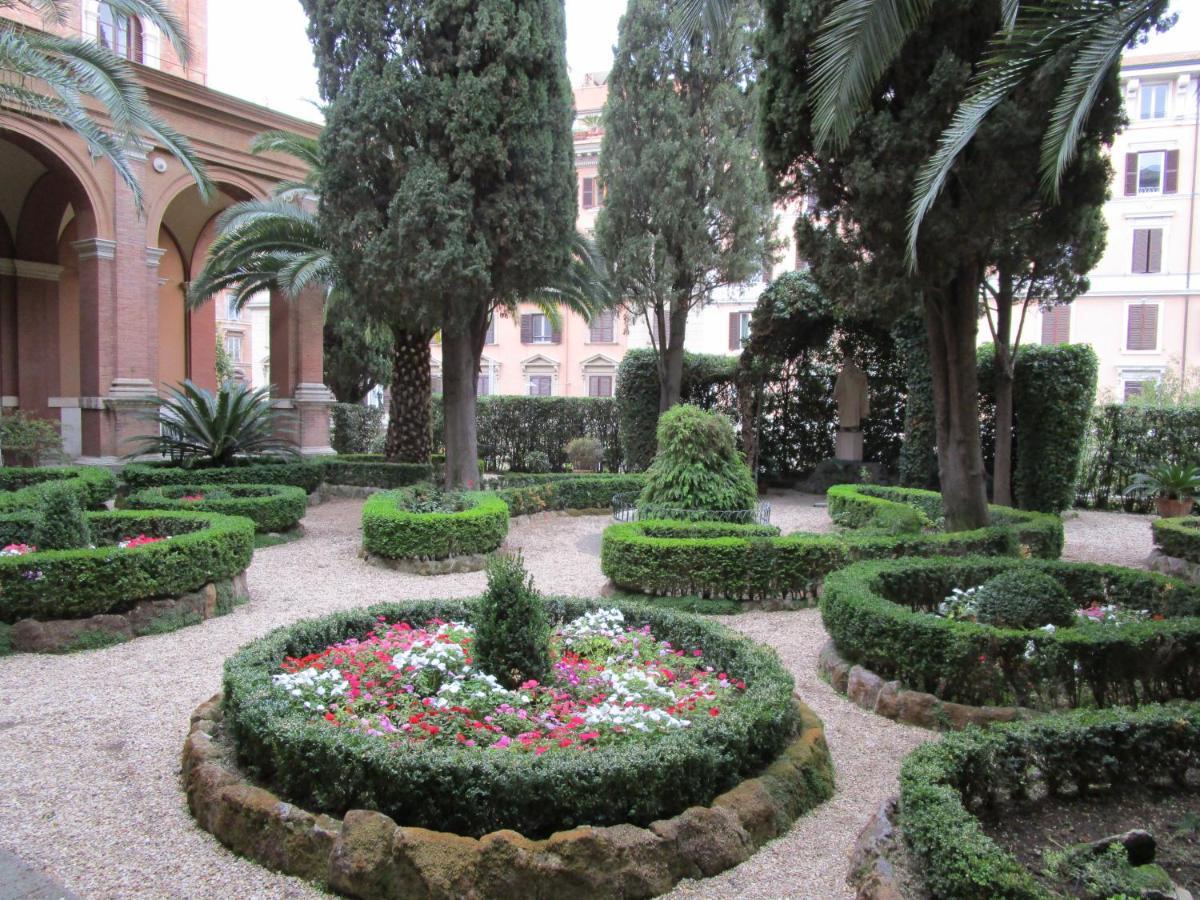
(125, 380), (297, 466)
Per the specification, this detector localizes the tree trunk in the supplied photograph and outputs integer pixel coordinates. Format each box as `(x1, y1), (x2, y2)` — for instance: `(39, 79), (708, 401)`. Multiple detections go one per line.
(658, 298), (688, 412)
(442, 305), (488, 489)
(736, 366), (762, 475)
(924, 269), (989, 531)
(992, 280), (1015, 507)
(384, 327), (433, 463)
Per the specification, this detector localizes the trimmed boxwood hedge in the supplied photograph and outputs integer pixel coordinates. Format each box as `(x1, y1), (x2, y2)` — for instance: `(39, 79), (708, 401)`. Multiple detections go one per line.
(1153, 516), (1200, 564)
(0, 466), (117, 511)
(222, 596), (799, 838)
(821, 555), (1200, 708)
(601, 485), (1063, 602)
(0, 510), (254, 622)
(122, 458), (324, 494)
(898, 702), (1200, 899)
(491, 472), (646, 516)
(361, 489), (509, 560)
(125, 484), (307, 534)
(320, 454), (432, 489)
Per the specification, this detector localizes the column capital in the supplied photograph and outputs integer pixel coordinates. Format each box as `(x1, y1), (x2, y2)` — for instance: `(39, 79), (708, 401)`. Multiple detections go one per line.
(146, 246), (168, 269)
(293, 382), (336, 404)
(106, 377), (158, 404)
(72, 238), (118, 261)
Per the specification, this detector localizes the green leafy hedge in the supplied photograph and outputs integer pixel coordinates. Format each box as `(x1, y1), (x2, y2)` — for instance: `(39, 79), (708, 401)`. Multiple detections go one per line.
(0, 466), (117, 511)
(1077, 404), (1200, 509)
(1152, 516), (1200, 564)
(122, 458), (324, 494)
(125, 484), (307, 534)
(602, 486), (1063, 603)
(492, 473), (646, 516)
(320, 454), (432, 489)
(0, 510), (254, 622)
(433, 395), (621, 472)
(821, 555), (1200, 708)
(330, 403), (384, 454)
(222, 596), (799, 838)
(899, 702), (1200, 900)
(361, 489), (509, 560)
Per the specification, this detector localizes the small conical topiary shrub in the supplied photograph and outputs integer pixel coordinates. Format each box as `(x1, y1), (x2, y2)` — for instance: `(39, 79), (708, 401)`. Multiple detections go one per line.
(975, 569), (1076, 630)
(473, 552), (552, 689)
(637, 404), (757, 517)
(32, 482), (92, 550)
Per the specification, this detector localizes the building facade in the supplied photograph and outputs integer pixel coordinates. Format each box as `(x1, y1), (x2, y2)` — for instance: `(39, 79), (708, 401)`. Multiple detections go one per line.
(0, 1), (333, 460)
(1029, 51), (1200, 401)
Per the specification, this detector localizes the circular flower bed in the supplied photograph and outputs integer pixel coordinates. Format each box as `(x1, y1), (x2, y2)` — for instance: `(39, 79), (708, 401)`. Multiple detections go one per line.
(122, 457), (324, 494)
(821, 555), (1200, 711)
(890, 702), (1200, 899)
(0, 465), (117, 511)
(601, 486), (1062, 607)
(125, 483), (307, 534)
(0, 510), (254, 651)
(360, 487), (508, 572)
(222, 597), (801, 839)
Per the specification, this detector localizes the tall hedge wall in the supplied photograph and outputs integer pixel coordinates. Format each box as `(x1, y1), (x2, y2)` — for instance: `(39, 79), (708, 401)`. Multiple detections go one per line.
(432, 396), (620, 473)
(1076, 404), (1200, 509)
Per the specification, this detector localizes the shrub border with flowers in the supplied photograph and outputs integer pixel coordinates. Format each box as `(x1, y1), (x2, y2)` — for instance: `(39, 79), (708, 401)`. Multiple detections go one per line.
(1152, 515), (1200, 565)
(361, 489), (509, 561)
(222, 596), (800, 839)
(0, 465), (117, 512)
(896, 701), (1200, 900)
(820, 555), (1200, 710)
(600, 486), (1063, 604)
(121, 458), (325, 494)
(0, 509), (254, 622)
(125, 483), (308, 534)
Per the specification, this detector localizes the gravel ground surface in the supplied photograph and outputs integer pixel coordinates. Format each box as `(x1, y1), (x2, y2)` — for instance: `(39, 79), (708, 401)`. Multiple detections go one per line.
(0, 493), (1145, 899)
(1060, 508), (1155, 567)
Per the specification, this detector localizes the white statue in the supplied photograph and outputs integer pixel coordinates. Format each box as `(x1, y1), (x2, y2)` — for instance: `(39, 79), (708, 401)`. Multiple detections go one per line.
(833, 359), (870, 461)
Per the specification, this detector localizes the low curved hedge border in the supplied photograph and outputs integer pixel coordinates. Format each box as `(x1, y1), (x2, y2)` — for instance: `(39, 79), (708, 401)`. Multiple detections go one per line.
(601, 485), (1063, 604)
(320, 454), (432, 489)
(899, 702), (1200, 899)
(122, 458), (324, 494)
(125, 484), (308, 534)
(0, 465), (117, 511)
(821, 555), (1200, 709)
(361, 490), (508, 561)
(491, 472), (646, 516)
(1153, 515), (1200, 565)
(222, 597), (800, 839)
(0, 509), (254, 623)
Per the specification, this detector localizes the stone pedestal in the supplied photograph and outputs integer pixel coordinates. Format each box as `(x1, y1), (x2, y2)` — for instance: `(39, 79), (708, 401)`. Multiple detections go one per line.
(836, 427), (864, 462)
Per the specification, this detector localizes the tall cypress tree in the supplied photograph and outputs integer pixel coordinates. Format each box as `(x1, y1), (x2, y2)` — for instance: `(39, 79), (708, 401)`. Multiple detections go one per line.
(596, 0), (772, 413)
(302, 0), (577, 486)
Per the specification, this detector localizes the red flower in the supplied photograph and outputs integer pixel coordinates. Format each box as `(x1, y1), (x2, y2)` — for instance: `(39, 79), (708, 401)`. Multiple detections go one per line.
(709, 708), (720, 717)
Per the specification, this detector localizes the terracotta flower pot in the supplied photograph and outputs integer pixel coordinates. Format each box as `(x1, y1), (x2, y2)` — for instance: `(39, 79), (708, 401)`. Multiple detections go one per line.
(1156, 497), (1195, 518)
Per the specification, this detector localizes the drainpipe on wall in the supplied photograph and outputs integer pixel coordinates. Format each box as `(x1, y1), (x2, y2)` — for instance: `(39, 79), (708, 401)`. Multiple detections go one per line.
(1182, 75), (1199, 380)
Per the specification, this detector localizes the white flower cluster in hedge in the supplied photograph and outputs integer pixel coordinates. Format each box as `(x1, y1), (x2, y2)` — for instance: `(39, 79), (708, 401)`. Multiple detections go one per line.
(271, 668), (350, 710)
(581, 700), (689, 732)
(595, 667), (675, 703)
(560, 607), (626, 644)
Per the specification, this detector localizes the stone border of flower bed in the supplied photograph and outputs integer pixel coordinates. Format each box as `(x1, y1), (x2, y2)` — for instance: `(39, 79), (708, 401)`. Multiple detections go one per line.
(1148, 516), (1200, 584)
(600, 485), (1063, 606)
(360, 489), (509, 571)
(0, 510), (254, 630)
(817, 640), (1028, 730)
(0, 465), (117, 511)
(821, 555), (1200, 711)
(183, 693), (833, 899)
(125, 483), (308, 535)
(847, 798), (906, 900)
(10, 571), (249, 652)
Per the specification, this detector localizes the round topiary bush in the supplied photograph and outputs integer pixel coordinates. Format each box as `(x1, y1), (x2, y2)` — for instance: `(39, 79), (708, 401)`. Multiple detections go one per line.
(974, 569), (1076, 630)
(637, 405), (757, 518)
(125, 483), (308, 534)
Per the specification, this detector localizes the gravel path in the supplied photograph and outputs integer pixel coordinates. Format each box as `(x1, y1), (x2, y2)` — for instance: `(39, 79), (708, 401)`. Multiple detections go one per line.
(0, 494), (1146, 899)
(1061, 508), (1155, 567)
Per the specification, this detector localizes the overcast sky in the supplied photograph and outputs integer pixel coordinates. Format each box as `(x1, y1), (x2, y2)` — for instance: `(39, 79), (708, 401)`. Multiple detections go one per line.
(208, 0), (1198, 125)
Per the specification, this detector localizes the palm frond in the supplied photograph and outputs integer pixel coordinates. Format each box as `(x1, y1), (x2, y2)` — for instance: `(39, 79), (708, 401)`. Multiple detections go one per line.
(810, 0), (932, 151)
(671, 0), (732, 38)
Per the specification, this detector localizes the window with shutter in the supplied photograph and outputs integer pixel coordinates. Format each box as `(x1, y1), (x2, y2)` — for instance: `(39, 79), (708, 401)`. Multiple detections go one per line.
(589, 310), (614, 343)
(588, 375), (613, 397)
(1040, 306), (1070, 345)
(1126, 303), (1160, 351)
(529, 375), (552, 396)
(1124, 153), (1139, 196)
(1131, 228), (1165, 274)
(525, 314), (553, 343)
(1124, 380), (1146, 401)
(1136, 151), (1166, 194)
(1164, 149), (1180, 194)
(582, 177), (596, 209)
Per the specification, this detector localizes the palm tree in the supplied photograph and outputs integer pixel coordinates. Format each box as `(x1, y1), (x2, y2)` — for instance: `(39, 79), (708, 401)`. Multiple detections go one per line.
(676, 0), (1171, 264)
(189, 130), (614, 462)
(0, 0), (209, 209)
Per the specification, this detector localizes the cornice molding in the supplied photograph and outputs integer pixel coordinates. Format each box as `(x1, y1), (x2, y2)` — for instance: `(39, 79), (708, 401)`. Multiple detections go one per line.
(72, 238), (118, 261)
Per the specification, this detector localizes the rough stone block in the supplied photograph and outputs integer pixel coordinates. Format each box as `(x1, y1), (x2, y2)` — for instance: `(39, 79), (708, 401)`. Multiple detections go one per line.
(847, 665), (885, 710)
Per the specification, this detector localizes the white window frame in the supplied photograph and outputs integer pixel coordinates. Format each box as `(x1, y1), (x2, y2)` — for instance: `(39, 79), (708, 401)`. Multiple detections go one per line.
(1136, 150), (1166, 195)
(738, 310), (752, 344)
(527, 374), (553, 396)
(1122, 299), (1163, 354)
(1119, 366), (1165, 402)
(1139, 81), (1170, 120)
(477, 357), (499, 397)
(529, 314), (553, 344)
(224, 333), (243, 363)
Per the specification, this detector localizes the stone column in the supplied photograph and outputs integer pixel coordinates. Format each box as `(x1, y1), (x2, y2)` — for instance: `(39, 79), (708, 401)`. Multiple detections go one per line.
(269, 286), (334, 456)
(73, 236), (121, 462)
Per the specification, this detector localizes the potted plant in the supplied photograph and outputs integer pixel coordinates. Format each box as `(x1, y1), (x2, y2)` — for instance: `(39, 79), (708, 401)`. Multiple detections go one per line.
(1125, 462), (1200, 517)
